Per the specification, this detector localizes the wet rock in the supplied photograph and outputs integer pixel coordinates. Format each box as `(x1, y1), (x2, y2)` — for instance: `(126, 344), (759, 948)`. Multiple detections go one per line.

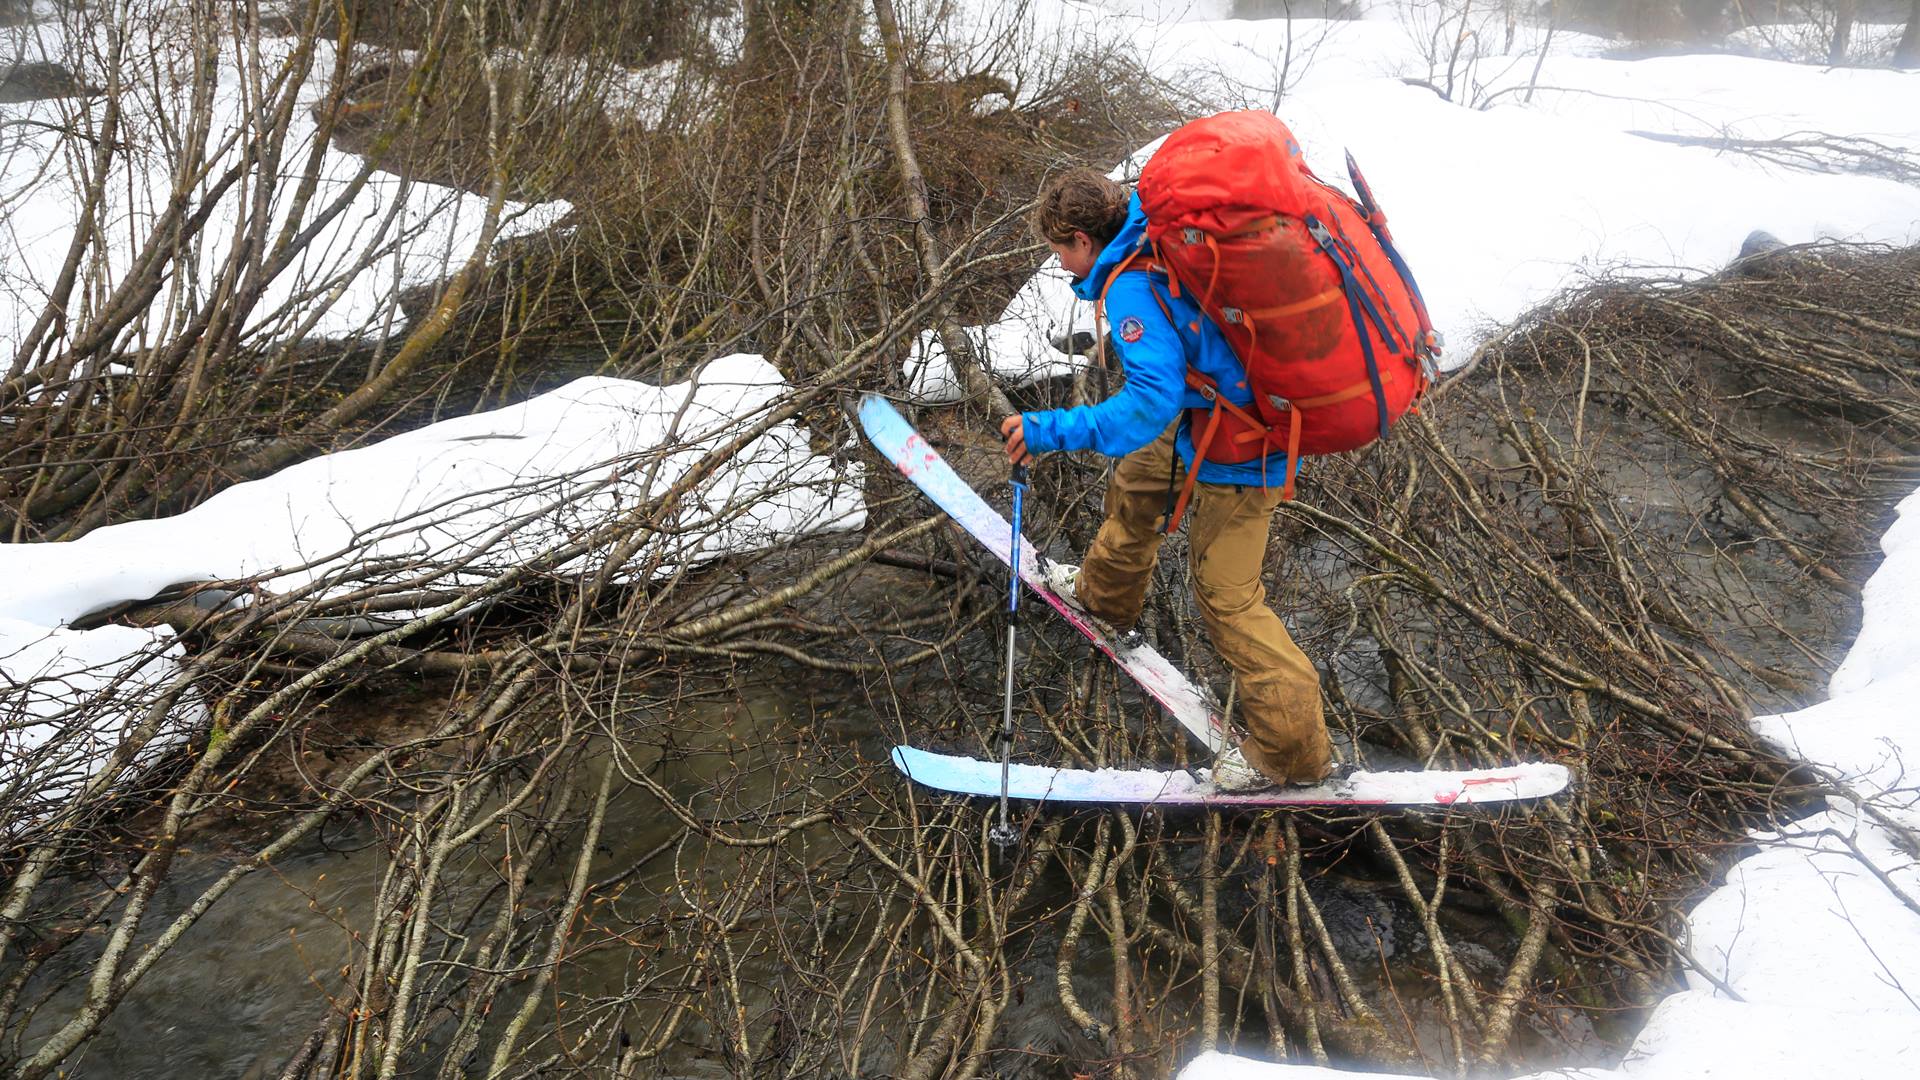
(0, 62), (99, 103)
(1306, 878), (1397, 962)
(1449, 940), (1506, 978)
(1737, 229), (1785, 260)
(1049, 328), (1097, 357)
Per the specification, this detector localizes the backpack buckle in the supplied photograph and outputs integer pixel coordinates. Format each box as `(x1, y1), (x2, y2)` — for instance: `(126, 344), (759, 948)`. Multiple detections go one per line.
(1222, 306), (1243, 324)
(1182, 227), (1203, 245)
(1266, 393), (1292, 412)
(1419, 330), (1445, 381)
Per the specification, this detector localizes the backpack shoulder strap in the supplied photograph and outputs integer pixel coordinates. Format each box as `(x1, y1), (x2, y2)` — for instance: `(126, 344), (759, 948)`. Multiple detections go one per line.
(1093, 248), (1178, 368)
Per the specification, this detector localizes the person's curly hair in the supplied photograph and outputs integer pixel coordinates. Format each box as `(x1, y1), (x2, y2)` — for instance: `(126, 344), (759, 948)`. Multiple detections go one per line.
(1033, 168), (1130, 247)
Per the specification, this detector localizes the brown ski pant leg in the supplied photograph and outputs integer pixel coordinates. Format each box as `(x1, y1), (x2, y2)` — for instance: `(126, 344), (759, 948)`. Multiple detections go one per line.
(1185, 481), (1332, 785)
(1072, 426), (1332, 785)
(1071, 425), (1180, 631)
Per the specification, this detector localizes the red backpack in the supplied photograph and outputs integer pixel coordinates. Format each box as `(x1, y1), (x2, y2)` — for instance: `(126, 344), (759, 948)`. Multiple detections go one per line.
(1118, 110), (1441, 526)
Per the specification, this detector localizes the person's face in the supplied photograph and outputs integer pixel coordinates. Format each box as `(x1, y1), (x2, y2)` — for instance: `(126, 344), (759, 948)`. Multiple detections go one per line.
(1049, 230), (1099, 279)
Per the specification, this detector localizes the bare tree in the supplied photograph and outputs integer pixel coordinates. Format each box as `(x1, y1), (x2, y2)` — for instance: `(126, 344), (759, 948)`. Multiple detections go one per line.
(7, 0), (1917, 1077)
(1829, 0), (1856, 62)
(1898, 0), (1920, 64)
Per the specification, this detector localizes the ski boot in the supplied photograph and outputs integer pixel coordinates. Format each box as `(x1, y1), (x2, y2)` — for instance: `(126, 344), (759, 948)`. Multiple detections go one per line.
(1207, 747), (1359, 795)
(1038, 560), (1147, 651)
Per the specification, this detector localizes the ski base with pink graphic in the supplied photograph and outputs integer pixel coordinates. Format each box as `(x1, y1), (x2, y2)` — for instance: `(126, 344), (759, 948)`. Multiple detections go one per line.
(891, 747), (1570, 807)
(858, 394), (1229, 753)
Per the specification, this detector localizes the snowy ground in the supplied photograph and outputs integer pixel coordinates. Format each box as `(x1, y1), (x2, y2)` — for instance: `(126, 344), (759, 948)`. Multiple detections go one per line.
(905, 0), (1920, 398)
(0, 4), (568, 355)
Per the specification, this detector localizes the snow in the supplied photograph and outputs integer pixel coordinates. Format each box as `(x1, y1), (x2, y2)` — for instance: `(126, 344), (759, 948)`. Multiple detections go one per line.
(904, 0), (1920, 399)
(0, 5), (569, 356)
(2, 355), (862, 629)
(0, 355), (864, 831)
(902, 268), (1087, 403)
(0, 615), (204, 834)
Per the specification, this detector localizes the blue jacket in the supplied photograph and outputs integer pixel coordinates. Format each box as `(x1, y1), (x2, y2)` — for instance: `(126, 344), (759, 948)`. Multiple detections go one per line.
(1020, 194), (1296, 488)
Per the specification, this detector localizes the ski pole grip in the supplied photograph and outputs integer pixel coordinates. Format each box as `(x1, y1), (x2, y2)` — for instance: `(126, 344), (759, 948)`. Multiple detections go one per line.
(1012, 463), (1029, 486)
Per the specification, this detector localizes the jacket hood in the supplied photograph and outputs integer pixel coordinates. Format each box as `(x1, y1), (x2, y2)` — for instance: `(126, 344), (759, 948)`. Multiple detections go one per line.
(1071, 192), (1150, 302)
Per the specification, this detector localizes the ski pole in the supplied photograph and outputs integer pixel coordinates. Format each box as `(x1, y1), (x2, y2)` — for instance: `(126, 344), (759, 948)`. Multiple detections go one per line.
(990, 461), (1029, 850)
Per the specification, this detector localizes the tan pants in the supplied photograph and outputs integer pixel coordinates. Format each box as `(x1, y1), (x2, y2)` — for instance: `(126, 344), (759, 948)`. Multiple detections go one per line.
(1073, 426), (1332, 784)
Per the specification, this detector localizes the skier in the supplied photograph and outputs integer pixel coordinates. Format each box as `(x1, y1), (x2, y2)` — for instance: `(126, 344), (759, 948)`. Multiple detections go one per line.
(999, 168), (1338, 793)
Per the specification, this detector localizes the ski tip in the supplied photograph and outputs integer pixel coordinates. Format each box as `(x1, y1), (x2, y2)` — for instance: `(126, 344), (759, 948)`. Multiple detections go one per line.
(892, 746), (940, 787)
(857, 393), (914, 447)
(891, 745), (978, 793)
(856, 392), (896, 426)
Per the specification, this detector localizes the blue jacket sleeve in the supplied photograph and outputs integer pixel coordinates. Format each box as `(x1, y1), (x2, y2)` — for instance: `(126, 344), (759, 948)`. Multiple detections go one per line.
(1022, 275), (1185, 457)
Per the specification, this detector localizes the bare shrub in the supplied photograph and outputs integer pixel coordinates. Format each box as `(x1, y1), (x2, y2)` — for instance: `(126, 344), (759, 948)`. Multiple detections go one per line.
(8, 0), (1916, 1076)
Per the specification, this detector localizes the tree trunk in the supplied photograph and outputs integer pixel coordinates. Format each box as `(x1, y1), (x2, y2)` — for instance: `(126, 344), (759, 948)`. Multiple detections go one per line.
(1897, 0), (1920, 65)
(1828, 0), (1855, 64)
(869, 0), (1016, 419)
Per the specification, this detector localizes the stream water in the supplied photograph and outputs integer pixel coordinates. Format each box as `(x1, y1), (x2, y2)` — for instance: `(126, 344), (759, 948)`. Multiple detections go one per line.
(15, 685), (803, 1077)
(12, 662), (1620, 1078)
(10, 374), (1869, 1078)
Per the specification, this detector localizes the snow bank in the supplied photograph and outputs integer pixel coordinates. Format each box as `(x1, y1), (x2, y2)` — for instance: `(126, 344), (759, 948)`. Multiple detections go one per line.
(0, 616), (203, 834)
(1826, 486), (1920, 703)
(0, 355), (864, 830)
(905, 1), (1920, 399)
(0, 6), (568, 356)
(2, 355), (862, 629)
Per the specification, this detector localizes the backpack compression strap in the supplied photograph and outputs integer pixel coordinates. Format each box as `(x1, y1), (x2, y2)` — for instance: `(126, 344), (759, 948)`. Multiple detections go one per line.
(1100, 249), (1391, 532)
(1344, 151), (1443, 377)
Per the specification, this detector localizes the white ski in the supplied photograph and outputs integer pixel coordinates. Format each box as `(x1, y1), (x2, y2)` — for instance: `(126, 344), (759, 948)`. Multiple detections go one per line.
(859, 394), (1229, 753)
(891, 747), (1570, 807)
